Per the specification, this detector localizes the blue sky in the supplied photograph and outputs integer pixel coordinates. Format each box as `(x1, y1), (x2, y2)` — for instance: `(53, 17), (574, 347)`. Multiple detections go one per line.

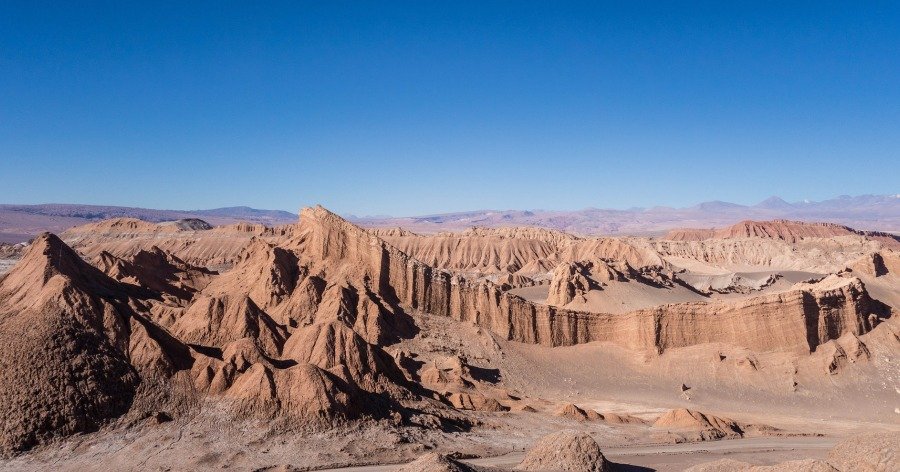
(1, 2), (898, 216)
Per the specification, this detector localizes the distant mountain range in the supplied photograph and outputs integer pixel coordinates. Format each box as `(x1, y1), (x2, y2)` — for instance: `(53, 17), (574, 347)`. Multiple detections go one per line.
(1, 194), (897, 244)
(0, 204), (297, 243)
(349, 194), (900, 236)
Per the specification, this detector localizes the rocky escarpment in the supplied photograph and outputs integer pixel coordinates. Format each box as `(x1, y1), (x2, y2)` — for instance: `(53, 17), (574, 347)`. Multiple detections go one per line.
(295, 207), (887, 353)
(62, 218), (294, 267)
(377, 225), (664, 276)
(666, 219), (900, 247)
(647, 236), (886, 273)
(659, 220), (900, 272)
(422, 273), (882, 352)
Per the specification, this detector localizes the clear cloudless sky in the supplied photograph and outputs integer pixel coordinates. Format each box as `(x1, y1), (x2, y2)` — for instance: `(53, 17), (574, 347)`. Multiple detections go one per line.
(1, 1), (898, 216)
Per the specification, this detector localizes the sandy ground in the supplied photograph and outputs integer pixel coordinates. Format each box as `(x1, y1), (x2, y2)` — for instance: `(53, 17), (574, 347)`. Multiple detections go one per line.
(5, 308), (895, 471)
(316, 436), (840, 471)
(509, 269), (827, 314)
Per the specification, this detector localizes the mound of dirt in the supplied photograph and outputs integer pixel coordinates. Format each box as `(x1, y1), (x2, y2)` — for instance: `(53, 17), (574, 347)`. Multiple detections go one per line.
(0, 234), (140, 456)
(224, 362), (360, 423)
(395, 452), (481, 472)
(447, 392), (507, 412)
(547, 262), (596, 305)
(652, 408), (744, 440)
(281, 320), (406, 393)
(518, 431), (610, 472)
(597, 412), (649, 425)
(557, 403), (602, 421)
(814, 333), (871, 375)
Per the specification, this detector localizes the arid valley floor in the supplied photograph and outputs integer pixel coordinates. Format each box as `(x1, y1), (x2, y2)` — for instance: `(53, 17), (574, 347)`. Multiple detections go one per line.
(0, 207), (896, 471)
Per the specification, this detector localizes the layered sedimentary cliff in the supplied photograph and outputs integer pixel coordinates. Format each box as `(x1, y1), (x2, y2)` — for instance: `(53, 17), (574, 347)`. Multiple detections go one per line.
(298, 207), (887, 353)
(665, 219), (900, 248)
(377, 225), (664, 275)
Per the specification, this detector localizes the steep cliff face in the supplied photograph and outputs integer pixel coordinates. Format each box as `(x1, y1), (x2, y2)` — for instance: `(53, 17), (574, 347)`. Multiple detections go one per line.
(850, 250), (900, 277)
(457, 274), (880, 353)
(661, 220), (900, 269)
(377, 225), (664, 276)
(637, 275), (881, 354)
(647, 237), (885, 272)
(294, 208), (886, 354)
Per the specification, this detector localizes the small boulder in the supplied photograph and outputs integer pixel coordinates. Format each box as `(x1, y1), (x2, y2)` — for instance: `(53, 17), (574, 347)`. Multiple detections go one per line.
(518, 431), (610, 472)
(396, 453), (478, 472)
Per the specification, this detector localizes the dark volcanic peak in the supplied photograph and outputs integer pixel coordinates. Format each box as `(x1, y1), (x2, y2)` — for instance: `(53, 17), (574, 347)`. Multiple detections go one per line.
(170, 218), (213, 231)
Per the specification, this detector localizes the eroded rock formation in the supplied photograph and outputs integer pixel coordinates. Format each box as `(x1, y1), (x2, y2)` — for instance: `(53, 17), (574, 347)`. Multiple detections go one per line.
(0, 206), (894, 458)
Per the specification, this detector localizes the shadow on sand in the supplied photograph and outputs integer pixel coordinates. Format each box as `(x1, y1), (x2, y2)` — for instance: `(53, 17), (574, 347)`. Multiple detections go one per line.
(612, 461), (656, 472)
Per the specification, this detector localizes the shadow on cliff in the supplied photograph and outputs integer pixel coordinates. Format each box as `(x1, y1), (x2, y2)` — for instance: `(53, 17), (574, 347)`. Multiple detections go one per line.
(368, 276), (421, 345)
